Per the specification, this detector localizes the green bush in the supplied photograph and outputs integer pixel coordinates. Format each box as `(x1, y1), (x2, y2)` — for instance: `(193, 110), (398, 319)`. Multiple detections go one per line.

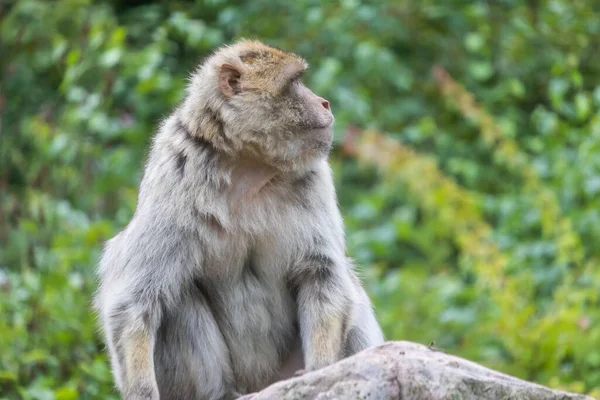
(2, 0), (599, 398)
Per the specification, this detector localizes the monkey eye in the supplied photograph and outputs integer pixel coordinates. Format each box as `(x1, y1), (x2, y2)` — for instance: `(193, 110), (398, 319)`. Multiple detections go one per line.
(292, 71), (304, 82)
(281, 70), (305, 94)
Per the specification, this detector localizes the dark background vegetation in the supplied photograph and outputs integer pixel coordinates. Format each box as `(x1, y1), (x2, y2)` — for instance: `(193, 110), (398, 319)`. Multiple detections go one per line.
(2, 0), (600, 398)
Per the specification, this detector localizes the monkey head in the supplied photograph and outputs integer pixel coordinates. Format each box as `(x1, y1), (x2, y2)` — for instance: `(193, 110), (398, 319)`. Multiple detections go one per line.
(182, 40), (334, 172)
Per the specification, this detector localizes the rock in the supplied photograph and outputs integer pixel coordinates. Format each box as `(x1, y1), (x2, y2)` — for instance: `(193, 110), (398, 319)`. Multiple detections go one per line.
(241, 341), (593, 400)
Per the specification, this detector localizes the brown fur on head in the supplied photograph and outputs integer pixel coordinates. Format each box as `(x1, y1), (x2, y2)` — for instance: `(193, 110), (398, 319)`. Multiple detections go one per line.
(179, 39), (334, 173)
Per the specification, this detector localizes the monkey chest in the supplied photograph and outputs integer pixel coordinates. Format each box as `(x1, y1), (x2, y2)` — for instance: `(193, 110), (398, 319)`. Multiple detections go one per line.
(202, 247), (298, 387)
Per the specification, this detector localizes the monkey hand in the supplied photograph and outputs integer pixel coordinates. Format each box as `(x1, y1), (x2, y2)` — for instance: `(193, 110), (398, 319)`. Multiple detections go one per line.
(125, 383), (160, 400)
(126, 392), (159, 400)
(292, 368), (308, 377)
(236, 393), (257, 400)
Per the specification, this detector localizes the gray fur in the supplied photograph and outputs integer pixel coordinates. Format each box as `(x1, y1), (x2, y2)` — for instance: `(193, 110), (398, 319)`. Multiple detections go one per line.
(94, 40), (384, 400)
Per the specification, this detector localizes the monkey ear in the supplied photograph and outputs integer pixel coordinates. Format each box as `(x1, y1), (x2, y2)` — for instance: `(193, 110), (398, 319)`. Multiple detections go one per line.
(218, 64), (242, 97)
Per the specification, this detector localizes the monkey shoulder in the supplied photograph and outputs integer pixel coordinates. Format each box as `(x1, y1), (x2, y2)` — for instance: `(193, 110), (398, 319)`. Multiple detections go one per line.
(144, 116), (227, 190)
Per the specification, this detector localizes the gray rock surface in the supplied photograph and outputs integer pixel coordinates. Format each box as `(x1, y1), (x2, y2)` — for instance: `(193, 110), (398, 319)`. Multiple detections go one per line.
(241, 341), (594, 400)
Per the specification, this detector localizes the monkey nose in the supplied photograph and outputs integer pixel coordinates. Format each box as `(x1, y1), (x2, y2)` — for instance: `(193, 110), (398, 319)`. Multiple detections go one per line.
(321, 100), (330, 111)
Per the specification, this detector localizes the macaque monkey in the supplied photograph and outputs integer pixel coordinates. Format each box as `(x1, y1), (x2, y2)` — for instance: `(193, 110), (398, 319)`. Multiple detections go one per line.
(95, 39), (384, 400)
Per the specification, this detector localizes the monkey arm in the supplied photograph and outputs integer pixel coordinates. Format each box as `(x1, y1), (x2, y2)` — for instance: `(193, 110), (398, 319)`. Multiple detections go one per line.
(102, 281), (163, 400)
(281, 162), (356, 370)
(113, 316), (160, 400)
(291, 251), (353, 371)
(97, 220), (200, 400)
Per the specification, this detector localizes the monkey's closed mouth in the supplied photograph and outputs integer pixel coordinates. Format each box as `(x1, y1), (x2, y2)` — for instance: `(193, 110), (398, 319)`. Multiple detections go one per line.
(309, 125), (334, 131)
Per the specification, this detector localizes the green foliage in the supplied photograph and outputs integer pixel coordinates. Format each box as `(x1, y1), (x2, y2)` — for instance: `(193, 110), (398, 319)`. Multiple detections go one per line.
(2, 0), (599, 397)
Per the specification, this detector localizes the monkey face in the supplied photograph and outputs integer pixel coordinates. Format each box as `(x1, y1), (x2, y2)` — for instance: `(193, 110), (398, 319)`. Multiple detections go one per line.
(261, 74), (335, 163)
(215, 41), (335, 171)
